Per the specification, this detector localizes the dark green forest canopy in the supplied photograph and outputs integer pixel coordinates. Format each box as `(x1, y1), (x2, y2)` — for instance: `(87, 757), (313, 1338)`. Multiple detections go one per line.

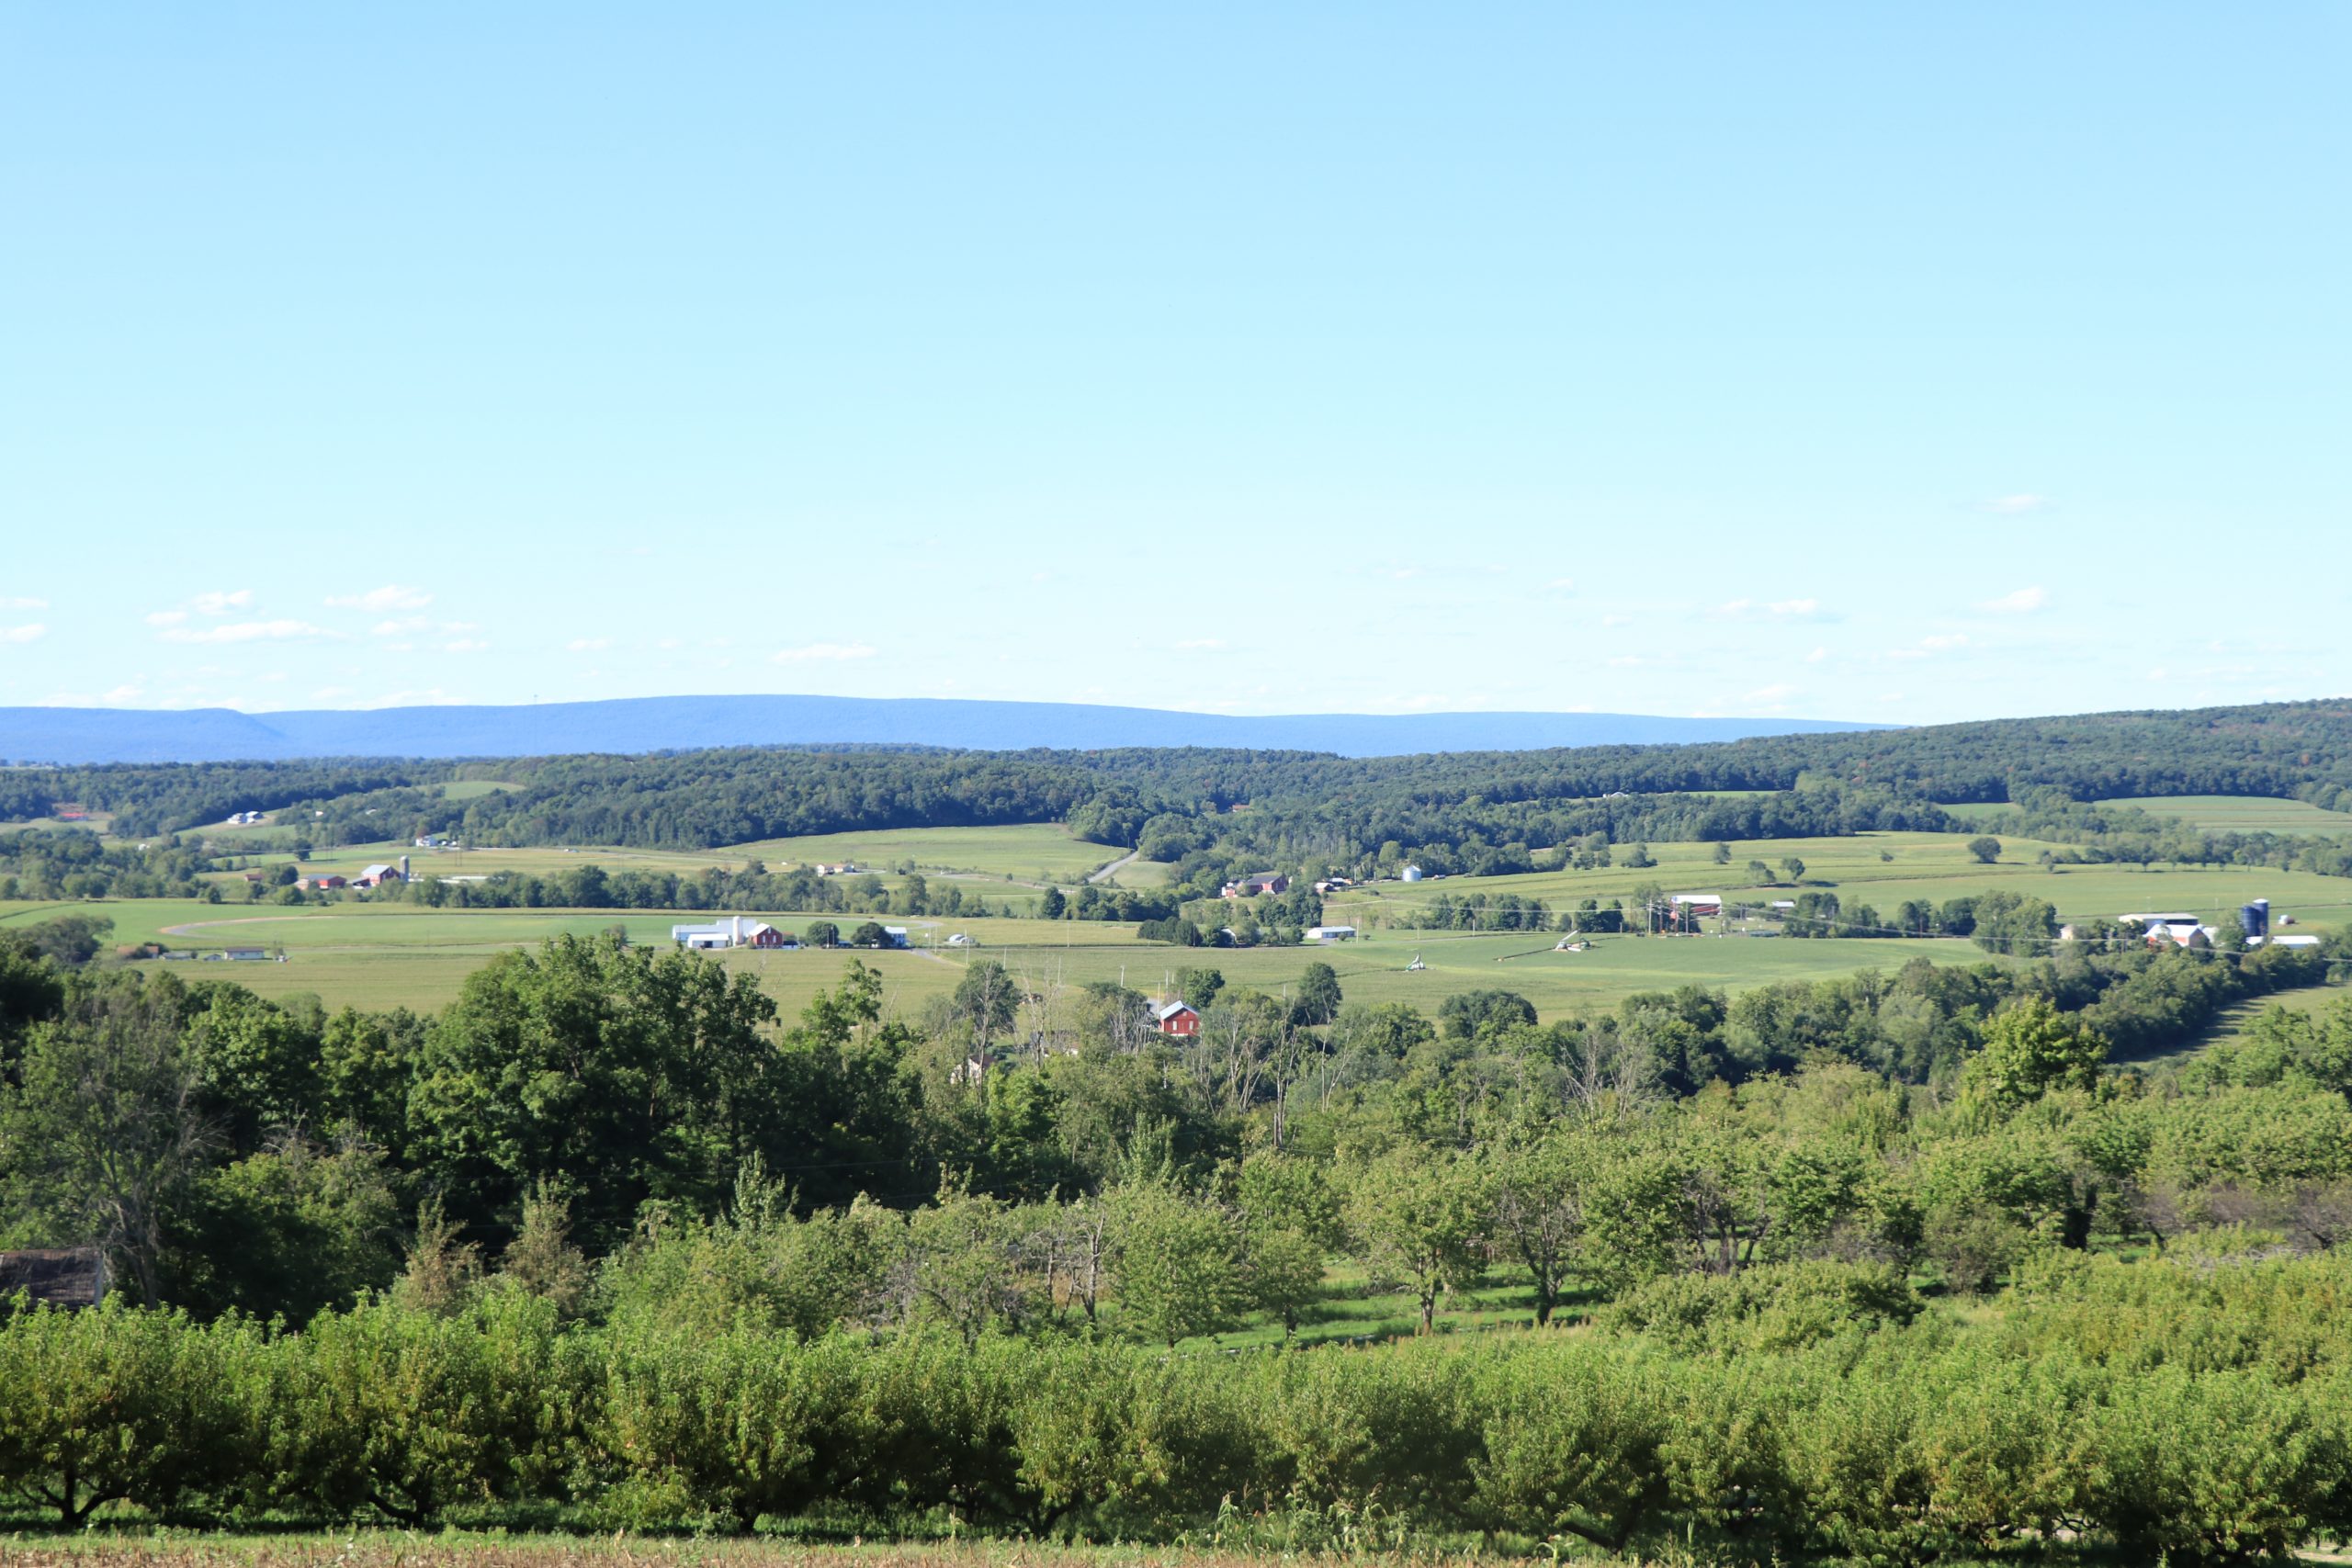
(10, 698), (2352, 859)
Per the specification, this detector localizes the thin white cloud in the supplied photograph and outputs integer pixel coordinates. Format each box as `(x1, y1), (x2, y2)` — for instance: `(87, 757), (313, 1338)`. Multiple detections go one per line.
(1921, 633), (1969, 650)
(1601, 614), (1634, 627)
(0, 596), (47, 610)
(568, 637), (614, 652)
(3, 623), (48, 644)
(1984, 494), (2048, 514)
(1546, 577), (1576, 592)
(101, 683), (142, 703)
(191, 589), (254, 615)
(1713, 597), (1830, 621)
(443, 638), (491, 654)
(326, 584), (432, 612)
(144, 609), (188, 626)
(158, 619), (334, 645)
(1176, 637), (1227, 650)
(1980, 586), (2049, 615)
(1744, 682), (1795, 703)
(771, 641), (876, 663)
(1804, 647), (1828, 663)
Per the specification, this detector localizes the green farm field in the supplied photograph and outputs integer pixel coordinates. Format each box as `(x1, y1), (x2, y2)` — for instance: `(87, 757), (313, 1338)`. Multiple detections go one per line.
(13, 826), (2351, 1020)
(1938, 794), (2352, 837)
(2099, 793), (2352, 837)
(0, 895), (2007, 1021)
(724, 822), (1133, 883)
(196, 823), (1132, 896)
(1324, 830), (2352, 935)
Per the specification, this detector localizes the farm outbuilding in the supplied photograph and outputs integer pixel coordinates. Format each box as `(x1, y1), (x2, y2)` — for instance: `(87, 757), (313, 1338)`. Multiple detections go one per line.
(0, 1247), (107, 1308)
(671, 917), (798, 951)
(1304, 925), (1357, 942)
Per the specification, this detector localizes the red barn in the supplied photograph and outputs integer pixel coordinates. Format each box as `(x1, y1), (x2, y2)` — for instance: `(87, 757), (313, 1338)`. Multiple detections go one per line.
(1153, 1000), (1201, 1037)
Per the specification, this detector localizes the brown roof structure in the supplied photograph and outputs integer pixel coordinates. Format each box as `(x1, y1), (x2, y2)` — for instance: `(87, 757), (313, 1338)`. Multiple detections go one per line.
(0, 1247), (107, 1308)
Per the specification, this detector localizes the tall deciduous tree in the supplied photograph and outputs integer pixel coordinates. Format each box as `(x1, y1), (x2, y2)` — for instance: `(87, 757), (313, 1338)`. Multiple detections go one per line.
(0, 979), (214, 1305)
(407, 933), (776, 1249)
(1343, 1148), (1487, 1334)
(1111, 1180), (1244, 1347)
(1964, 997), (2108, 1112)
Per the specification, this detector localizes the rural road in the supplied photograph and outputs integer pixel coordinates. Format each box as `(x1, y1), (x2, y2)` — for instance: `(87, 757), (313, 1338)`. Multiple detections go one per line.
(1087, 850), (1142, 885)
(160, 915), (305, 938)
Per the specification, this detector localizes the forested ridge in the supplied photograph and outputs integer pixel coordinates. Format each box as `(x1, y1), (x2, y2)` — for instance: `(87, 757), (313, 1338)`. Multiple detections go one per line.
(10, 701), (2352, 875)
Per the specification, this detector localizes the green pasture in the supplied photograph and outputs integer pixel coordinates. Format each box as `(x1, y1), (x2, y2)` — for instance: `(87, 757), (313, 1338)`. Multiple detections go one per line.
(0, 895), (2007, 1021)
(208, 840), (739, 880)
(13, 818), (2352, 1021)
(1008, 929), (2009, 1020)
(440, 778), (519, 800)
(1940, 793), (2352, 838)
(197, 822), (1127, 892)
(1323, 831), (2352, 935)
(725, 822), (1123, 883)
(0, 813), (116, 835)
(2146, 979), (2352, 1070)
(2099, 793), (2352, 837)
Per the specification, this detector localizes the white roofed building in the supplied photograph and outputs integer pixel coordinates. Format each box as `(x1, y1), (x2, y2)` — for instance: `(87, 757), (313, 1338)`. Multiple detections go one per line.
(671, 917), (797, 950)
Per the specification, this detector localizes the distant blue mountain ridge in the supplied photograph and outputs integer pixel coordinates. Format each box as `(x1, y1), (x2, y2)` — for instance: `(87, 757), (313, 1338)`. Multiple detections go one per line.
(0, 695), (1883, 765)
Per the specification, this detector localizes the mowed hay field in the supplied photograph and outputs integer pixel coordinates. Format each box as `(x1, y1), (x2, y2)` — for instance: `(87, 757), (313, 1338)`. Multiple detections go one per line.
(10, 824), (2351, 1021)
(199, 823), (1136, 896)
(724, 823), (1139, 883)
(2099, 793), (2352, 837)
(1325, 830), (2352, 936)
(0, 897), (2017, 1021)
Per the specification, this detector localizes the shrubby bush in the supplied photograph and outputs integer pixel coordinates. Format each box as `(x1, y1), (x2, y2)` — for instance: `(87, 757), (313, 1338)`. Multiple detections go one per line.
(5, 1255), (2352, 1558)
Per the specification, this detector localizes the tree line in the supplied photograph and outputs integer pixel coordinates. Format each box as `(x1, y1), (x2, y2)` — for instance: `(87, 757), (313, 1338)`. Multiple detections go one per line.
(16, 700), (2352, 876)
(4, 920), (2346, 1321)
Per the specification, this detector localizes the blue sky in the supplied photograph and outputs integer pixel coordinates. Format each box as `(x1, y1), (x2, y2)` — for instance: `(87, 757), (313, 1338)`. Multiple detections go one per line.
(3, 4), (2345, 725)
